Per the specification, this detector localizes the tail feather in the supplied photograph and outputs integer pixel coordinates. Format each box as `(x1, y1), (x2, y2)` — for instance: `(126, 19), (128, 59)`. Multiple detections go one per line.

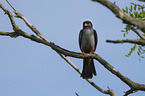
(81, 58), (96, 79)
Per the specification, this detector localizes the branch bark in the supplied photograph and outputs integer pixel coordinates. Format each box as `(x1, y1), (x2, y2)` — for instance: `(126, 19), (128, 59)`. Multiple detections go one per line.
(106, 39), (145, 46)
(128, 25), (145, 40)
(1, 1), (145, 96)
(59, 53), (115, 95)
(0, 1), (114, 96)
(1, 30), (145, 95)
(92, 0), (145, 33)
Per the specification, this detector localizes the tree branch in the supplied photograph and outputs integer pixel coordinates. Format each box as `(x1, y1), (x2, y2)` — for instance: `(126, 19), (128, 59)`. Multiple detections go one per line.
(0, 2), (20, 31)
(1, 1), (145, 95)
(0, 1), (115, 95)
(124, 89), (138, 96)
(58, 53), (115, 96)
(5, 0), (49, 42)
(128, 25), (145, 40)
(0, 31), (115, 96)
(1, 30), (145, 95)
(106, 39), (145, 46)
(131, 2), (145, 8)
(92, 0), (145, 33)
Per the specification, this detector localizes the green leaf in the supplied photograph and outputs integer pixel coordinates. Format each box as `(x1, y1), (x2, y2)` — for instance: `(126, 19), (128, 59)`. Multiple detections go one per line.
(127, 44), (137, 57)
(143, 11), (145, 17)
(125, 55), (129, 57)
(123, 33), (126, 37)
(138, 13), (142, 18)
(126, 31), (128, 34)
(141, 11), (144, 18)
(141, 56), (144, 58)
(122, 22), (126, 24)
(129, 5), (133, 12)
(139, 46), (142, 50)
(129, 12), (133, 17)
(138, 5), (141, 11)
(126, 7), (128, 13)
(141, 7), (145, 17)
(122, 8), (125, 13)
(134, 11), (138, 17)
(134, 5), (137, 11)
(125, 25), (130, 31)
(121, 30), (125, 32)
(138, 47), (141, 53)
(137, 52), (140, 56)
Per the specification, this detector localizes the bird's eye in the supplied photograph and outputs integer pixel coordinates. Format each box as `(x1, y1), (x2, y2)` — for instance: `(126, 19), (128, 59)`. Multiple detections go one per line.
(85, 23), (89, 26)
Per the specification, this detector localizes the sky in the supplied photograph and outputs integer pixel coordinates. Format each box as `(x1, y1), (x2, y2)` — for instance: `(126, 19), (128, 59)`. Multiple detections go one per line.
(0, 0), (145, 96)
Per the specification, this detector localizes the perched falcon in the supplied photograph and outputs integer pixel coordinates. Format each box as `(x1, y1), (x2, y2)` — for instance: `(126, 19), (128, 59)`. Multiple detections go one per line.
(79, 20), (98, 79)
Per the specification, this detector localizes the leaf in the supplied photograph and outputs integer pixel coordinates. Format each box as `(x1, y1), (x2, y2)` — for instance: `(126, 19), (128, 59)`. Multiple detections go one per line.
(129, 12), (133, 17)
(125, 55), (129, 57)
(122, 22), (126, 24)
(126, 31), (128, 34)
(139, 46), (142, 50)
(137, 52), (140, 56)
(138, 47), (141, 53)
(141, 7), (145, 17)
(123, 33), (126, 37)
(134, 5), (137, 11)
(126, 6), (128, 13)
(134, 11), (138, 17)
(138, 13), (142, 18)
(138, 5), (141, 10)
(143, 11), (145, 17)
(129, 5), (133, 12)
(122, 8), (125, 13)
(127, 44), (137, 57)
(125, 25), (130, 31)
(141, 56), (144, 58)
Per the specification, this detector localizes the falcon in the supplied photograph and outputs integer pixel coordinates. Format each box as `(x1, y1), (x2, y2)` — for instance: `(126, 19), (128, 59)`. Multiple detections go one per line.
(79, 20), (98, 79)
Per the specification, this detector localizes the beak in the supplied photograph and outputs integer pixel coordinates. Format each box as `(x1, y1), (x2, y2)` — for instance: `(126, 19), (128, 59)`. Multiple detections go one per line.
(85, 23), (89, 26)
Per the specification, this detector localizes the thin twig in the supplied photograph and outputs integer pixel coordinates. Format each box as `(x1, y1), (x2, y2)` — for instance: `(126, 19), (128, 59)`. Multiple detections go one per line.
(0, 2), (115, 95)
(124, 89), (138, 96)
(1, 30), (145, 95)
(58, 52), (115, 96)
(0, 2), (20, 31)
(58, 53), (81, 74)
(106, 39), (145, 46)
(5, 0), (49, 42)
(1, 1), (145, 95)
(75, 92), (79, 96)
(92, 0), (145, 33)
(6, 0), (16, 11)
(128, 25), (145, 40)
(131, 2), (145, 8)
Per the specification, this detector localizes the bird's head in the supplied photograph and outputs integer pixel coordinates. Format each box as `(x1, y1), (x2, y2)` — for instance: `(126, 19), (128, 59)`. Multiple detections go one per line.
(83, 21), (93, 28)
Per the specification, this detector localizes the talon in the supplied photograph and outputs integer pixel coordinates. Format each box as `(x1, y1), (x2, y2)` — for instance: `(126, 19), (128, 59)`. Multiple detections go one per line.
(82, 51), (85, 57)
(90, 50), (94, 54)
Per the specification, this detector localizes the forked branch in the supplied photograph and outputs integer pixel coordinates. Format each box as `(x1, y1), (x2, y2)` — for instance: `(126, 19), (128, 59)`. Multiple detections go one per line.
(1, 0), (145, 96)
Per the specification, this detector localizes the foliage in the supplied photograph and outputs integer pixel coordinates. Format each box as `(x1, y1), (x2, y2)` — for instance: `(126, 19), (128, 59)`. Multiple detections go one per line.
(122, 3), (145, 60)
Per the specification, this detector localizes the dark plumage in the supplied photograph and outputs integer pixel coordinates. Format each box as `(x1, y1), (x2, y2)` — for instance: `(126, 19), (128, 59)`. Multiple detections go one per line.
(79, 20), (98, 79)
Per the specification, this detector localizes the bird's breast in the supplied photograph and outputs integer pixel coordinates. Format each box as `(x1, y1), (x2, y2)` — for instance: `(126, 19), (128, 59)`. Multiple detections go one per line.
(81, 29), (95, 52)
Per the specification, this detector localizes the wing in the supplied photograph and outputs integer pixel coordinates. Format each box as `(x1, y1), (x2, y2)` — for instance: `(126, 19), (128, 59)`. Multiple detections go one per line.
(79, 29), (83, 50)
(93, 29), (98, 51)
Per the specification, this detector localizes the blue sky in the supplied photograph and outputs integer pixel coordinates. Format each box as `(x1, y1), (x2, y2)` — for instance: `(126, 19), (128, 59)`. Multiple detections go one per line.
(0, 0), (145, 96)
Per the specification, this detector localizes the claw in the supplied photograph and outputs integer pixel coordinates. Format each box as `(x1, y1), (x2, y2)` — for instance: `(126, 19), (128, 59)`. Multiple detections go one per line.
(82, 51), (85, 57)
(90, 50), (94, 54)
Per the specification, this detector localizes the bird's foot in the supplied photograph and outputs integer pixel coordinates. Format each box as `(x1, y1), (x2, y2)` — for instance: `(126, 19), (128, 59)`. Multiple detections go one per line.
(82, 51), (85, 58)
(90, 50), (94, 54)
